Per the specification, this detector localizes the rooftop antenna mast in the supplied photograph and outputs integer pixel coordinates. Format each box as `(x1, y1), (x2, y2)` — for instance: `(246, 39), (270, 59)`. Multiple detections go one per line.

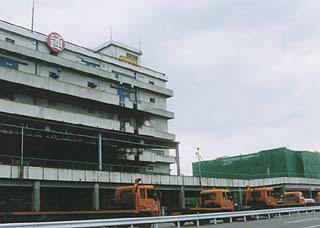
(110, 26), (113, 40)
(139, 33), (142, 53)
(31, 0), (35, 32)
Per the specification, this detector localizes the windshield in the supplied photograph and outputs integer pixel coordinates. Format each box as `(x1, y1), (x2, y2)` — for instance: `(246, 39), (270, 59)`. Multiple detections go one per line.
(267, 191), (274, 197)
(147, 190), (158, 201)
(201, 193), (216, 200)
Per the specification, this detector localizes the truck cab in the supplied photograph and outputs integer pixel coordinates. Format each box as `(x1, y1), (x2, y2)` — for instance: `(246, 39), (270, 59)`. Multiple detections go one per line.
(282, 192), (306, 206)
(198, 189), (234, 211)
(113, 178), (160, 216)
(245, 186), (277, 209)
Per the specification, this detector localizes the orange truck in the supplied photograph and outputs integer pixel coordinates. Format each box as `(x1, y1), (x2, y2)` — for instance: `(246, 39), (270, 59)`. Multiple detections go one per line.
(244, 186), (277, 209)
(169, 189), (234, 226)
(316, 192), (320, 203)
(0, 178), (160, 225)
(279, 191), (314, 206)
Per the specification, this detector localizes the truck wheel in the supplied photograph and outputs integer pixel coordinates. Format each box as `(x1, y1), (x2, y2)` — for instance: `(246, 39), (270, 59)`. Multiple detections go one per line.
(223, 218), (230, 223)
(192, 219), (210, 225)
(174, 221), (185, 226)
(138, 224), (152, 228)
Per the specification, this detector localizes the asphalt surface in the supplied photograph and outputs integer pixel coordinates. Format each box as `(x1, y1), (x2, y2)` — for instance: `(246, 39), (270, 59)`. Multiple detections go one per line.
(160, 212), (320, 228)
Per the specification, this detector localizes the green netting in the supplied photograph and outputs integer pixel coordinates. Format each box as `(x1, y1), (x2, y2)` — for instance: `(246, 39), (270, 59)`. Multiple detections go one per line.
(192, 147), (320, 179)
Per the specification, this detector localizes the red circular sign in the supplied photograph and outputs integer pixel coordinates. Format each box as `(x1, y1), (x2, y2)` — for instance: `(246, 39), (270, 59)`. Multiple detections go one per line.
(47, 32), (65, 53)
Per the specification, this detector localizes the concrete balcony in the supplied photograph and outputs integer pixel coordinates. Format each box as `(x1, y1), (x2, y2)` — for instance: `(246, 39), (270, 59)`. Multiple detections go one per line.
(155, 130), (175, 141)
(0, 68), (119, 106)
(138, 126), (175, 141)
(137, 100), (174, 119)
(0, 99), (120, 131)
(138, 125), (155, 137)
(125, 123), (135, 133)
(0, 40), (173, 97)
(155, 154), (176, 163)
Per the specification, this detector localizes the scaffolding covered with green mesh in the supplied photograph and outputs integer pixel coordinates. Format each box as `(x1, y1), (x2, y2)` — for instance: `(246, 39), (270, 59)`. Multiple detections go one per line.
(192, 147), (320, 179)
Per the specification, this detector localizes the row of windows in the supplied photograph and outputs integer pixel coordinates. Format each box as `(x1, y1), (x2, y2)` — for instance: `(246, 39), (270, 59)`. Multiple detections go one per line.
(48, 71), (157, 104)
(126, 52), (138, 61)
(3, 35), (163, 89)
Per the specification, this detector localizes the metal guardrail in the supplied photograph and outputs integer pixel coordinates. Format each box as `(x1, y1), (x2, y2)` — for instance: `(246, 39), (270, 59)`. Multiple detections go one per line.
(1, 206), (320, 228)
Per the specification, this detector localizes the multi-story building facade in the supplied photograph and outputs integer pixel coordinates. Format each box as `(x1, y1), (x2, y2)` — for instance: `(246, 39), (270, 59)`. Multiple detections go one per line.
(0, 20), (178, 176)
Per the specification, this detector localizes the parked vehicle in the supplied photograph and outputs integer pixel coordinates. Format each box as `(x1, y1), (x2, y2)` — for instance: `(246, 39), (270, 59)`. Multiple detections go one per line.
(0, 178), (160, 226)
(169, 189), (234, 226)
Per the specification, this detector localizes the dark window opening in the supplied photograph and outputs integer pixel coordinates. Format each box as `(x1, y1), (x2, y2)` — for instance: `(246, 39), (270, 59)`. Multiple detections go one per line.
(150, 98), (155, 103)
(49, 72), (59, 79)
(50, 51), (58, 56)
(149, 80), (154, 85)
(5, 38), (15, 44)
(0, 89), (14, 101)
(87, 81), (97, 89)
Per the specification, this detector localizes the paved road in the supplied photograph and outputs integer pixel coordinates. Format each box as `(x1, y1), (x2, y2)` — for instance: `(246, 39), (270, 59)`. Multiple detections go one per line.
(160, 213), (320, 228)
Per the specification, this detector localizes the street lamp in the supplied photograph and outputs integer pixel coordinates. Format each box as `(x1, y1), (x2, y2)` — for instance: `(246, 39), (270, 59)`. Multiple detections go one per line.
(195, 148), (203, 186)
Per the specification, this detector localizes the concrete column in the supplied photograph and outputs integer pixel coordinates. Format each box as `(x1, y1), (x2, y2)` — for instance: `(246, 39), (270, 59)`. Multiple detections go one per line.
(238, 187), (243, 206)
(92, 183), (100, 211)
(179, 186), (185, 208)
(98, 133), (102, 171)
(32, 181), (40, 212)
(175, 143), (181, 176)
(19, 126), (24, 178)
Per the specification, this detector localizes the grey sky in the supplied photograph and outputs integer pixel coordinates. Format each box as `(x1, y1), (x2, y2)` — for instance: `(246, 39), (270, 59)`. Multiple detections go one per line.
(1, 0), (320, 174)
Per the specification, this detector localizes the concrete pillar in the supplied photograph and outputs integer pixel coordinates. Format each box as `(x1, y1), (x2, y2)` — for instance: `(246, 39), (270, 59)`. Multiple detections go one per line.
(175, 143), (181, 176)
(98, 133), (102, 171)
(179, 186), (185, 208)
(19, 126), (24, 178)
(238, 187), (243, 206)
(32, 181), (40, 212)
(92, 183), (100, 211)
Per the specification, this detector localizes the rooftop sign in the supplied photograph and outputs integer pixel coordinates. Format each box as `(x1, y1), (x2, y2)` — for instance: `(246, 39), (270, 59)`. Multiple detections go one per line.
(47, 32), (65, 53)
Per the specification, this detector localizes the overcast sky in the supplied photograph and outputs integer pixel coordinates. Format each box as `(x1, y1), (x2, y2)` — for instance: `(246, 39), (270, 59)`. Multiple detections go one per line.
(1, 0), (320, 175)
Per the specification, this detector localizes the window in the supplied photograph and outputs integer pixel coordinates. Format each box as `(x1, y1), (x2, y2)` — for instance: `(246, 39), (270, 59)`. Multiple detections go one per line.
(140, 189), (146, 199)
(149, 80), (154, 85)
(81, 59), (100, 68)
(251, 191), (261, 198)
(5, 38), (15, 44)
(147, 190), (158, 201)
(126, 53), (138, 61)
(202, 193), (216, 200)
(49, 72), (59, 79)
(87, 81), (97, 88)
(112, 70), (135, 79)
(0, 57), (19, 70)
(150, 98), (155, 103)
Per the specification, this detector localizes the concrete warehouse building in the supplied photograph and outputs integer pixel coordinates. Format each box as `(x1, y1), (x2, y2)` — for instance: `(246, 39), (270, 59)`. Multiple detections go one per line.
(0, 20), (182, 211)
(2, 20), (320, 214)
